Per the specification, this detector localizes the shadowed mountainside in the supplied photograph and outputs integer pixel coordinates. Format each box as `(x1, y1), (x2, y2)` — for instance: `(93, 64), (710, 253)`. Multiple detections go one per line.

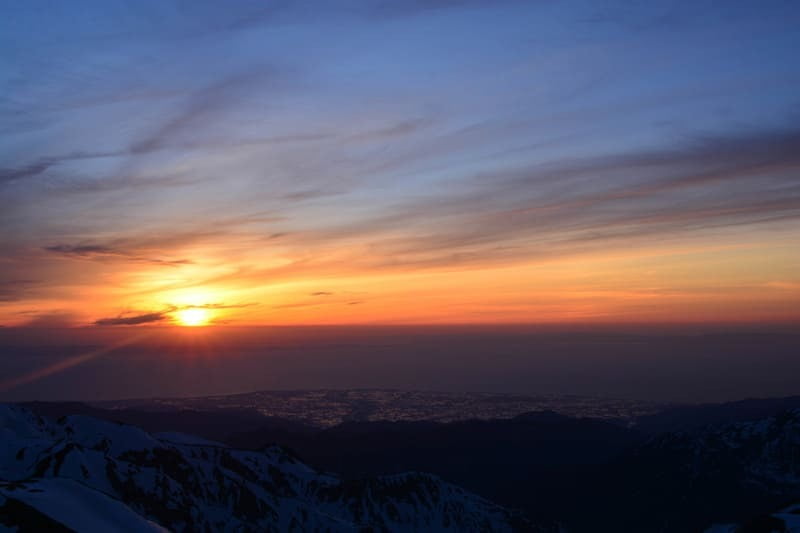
(17, 394), (800, 532)
(0, 405), (541, 532)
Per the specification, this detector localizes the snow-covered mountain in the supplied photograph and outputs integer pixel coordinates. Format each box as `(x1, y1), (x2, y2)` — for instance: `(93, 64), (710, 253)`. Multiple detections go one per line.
(0, 404), (537, 532)
(705, 502), (800, 533)
(638, 407), (800, 489)
(609, 408), (800, 532)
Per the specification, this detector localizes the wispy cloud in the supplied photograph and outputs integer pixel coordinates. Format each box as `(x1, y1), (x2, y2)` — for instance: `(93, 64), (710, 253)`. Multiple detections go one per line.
(128, 71), (282, 156)
(178, 302), (258, 310)
(0, 151), (121, 185)
(44, 244), (193, 267)
(289, 126), (800, 269)
(93, 302), (257, 326)
(94, 312), (167, 326)
(0, 280), (41, 302)
(20, 311), (83, 328)
(40, 124), (800, 298)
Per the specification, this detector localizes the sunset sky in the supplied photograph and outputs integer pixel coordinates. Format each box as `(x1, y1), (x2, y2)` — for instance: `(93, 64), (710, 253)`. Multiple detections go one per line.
(2, 0), (799, 328)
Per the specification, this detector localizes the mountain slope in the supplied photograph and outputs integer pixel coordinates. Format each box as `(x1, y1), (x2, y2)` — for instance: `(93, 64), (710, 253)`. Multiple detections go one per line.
(0, 405), (538, 532)
(705, 501), (800, 533)
(1, 477), (167, 532)
(227, 410), (641, 526)
(634, 395), (800, 435)
(597, 408), (800, 532)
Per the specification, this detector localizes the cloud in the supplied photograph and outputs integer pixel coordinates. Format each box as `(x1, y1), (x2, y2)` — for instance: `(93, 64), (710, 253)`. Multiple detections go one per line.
(346, 118), (433, 142)
(44, 244), (193, 267)
(45, 244), (118, 256)
(93, 302), (257, 327)
(127, 70), (281, 156)
(177, 302), (257, 310)
(21, 311), (82, 328)
(68, 123), (799, 300)
(0, 150), (130, 186)
(0, 133), (331, 191)
(286, 125), (800, 269)
(310, 292), (333, 296)
(0, 280), (41, 302)
(0, 159), (54, 184)
(271, 302), (323, 310)
(94, 312), (167, 326)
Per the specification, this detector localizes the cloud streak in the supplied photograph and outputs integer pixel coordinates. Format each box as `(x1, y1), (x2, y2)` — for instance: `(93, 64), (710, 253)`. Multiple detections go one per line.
(93, 302), (257, 326)
(0, 280), (41, 302)
(321, 127), (800, 267)
(44, 244), (193, 267)
(94, 312), (167, 326)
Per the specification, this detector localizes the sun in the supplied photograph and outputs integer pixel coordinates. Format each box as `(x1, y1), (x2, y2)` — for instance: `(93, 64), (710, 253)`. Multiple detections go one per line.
(175, 308), (210, 327)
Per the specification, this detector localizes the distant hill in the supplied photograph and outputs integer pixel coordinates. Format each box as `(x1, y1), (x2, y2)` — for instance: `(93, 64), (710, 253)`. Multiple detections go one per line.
(19, 401), (313, 443)
(634, 395), (800, 434)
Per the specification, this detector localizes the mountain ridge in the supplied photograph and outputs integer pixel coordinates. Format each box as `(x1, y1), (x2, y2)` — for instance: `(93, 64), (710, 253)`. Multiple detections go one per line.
(0, 404), (542, 532)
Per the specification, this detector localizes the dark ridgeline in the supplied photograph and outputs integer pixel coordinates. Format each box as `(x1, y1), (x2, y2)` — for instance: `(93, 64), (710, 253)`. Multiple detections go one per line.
(227, 411), (642, 528)
(635, 395), (800, 434)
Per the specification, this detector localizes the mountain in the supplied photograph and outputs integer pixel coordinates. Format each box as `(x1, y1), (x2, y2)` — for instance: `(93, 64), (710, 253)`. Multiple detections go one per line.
(705, 501), (800, 532)
(1, 477), (167, 533)
(597, 408), (800, 532)
(227, 410), (643, 528)
(14, 402), (640, 529)
(634, 395), (800, 434)
(10, 396), (800, 531)
(0, 405), (541, 532)
(18, 401), (309, 444)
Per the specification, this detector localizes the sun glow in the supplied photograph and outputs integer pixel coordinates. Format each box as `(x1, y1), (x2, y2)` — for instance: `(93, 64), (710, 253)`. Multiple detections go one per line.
(176, 308), (210, 327)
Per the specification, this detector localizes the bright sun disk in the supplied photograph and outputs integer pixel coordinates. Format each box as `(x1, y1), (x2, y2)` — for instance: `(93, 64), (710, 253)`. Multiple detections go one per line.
(176, 308), (210, 327)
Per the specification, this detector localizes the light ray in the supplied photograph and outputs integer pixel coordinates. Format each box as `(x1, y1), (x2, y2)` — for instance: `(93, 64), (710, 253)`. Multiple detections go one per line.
(0, 330), (153, 393)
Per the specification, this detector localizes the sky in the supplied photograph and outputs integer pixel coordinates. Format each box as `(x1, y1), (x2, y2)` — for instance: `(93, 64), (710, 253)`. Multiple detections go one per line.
(1, 0), (799, 328)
